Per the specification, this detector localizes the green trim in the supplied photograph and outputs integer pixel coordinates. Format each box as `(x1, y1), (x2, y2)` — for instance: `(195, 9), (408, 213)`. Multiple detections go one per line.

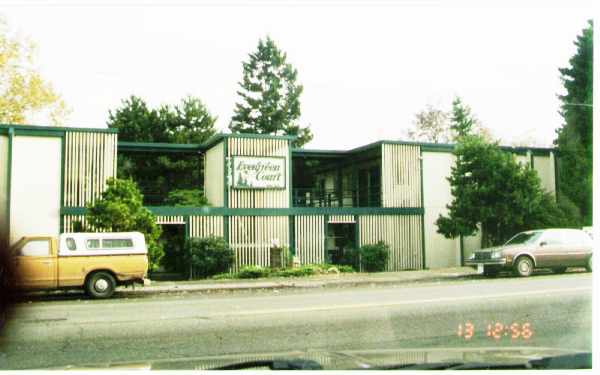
(6, 127), (14, 244)
(61, 206), (424, 217)
(289, 215), (295, 256)
(223, 140), (229, 208)
(0, 124), (117, 134)
(118, 141), (202, 154)
(223, 216), (229, 245)
(288, 140), (293, 208)
(419, 147), (426, 269)
(529, 151), (534, 170)
(230, 155), (286, 190)
(59, 136), (65, 234)
(185, 216), (190, 239)
(354, 215), (360, 249)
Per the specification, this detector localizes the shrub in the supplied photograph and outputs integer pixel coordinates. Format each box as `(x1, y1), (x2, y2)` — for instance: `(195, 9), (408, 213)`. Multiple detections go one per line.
(272, 265), (317, 278)
(164, 189), (209, 206)
(237, 266), (271, 279)
(184, 236), (234, 279)
(360, 241), (389, 272)
(337, 265), (355, 273)
(339, 248), (360, 270)
(212, 273), (233, 280)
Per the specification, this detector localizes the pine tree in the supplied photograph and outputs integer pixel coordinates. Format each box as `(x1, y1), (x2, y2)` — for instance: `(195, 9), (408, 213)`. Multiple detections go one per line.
(229, 37), (313, 147)
(555, 20), (593, 225)
(449, 97), (475, 139)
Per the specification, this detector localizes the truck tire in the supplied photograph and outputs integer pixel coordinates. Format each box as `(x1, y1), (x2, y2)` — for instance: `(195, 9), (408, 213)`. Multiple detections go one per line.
(85, 271), (116, 299)
(585, 256), (592, 273)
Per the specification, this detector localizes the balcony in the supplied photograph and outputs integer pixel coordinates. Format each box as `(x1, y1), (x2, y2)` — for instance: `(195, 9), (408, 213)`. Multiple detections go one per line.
(293, 188), (381, 208)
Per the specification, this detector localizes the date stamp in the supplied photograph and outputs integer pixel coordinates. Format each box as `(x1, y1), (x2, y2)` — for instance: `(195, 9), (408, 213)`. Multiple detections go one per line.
(457, 322), (534, 341)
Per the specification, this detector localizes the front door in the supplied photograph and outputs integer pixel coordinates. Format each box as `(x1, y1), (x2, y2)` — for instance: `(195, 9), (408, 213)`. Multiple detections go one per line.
(14, 238), (57, 289)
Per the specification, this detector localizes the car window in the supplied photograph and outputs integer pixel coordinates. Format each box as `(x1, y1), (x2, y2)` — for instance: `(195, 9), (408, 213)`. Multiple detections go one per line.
(102, 239), (134, 249)
(19, 240), (50, 256)
(66, 238), (77, 251)
(86, 239), (100, 249)
(505, 231), (543, 245)
(542, 231), (564, 246)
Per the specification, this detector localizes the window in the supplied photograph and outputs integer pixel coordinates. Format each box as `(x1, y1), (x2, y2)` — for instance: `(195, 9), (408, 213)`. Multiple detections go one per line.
(102, 239), (134, 248)
(86, 239), (100, 249)
(66, 238), (77, 251)
(19, 240), (50, 257)
(542, 231), (564, 246)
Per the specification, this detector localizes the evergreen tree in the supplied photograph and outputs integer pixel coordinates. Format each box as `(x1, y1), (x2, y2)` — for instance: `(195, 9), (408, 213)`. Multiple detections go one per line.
(229, 36), (313, 147)
(449, 97), (476, 139)
(555, 20), (593, 225)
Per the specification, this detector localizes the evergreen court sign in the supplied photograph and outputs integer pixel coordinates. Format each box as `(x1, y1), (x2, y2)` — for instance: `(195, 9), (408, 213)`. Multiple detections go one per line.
(231, 156), (286, 189)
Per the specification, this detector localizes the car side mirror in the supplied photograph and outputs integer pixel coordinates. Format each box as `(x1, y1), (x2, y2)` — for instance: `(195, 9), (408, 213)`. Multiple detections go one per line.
(539, 241), (547, 247)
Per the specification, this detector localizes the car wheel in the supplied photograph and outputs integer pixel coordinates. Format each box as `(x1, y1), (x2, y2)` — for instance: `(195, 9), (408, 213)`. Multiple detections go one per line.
(514, 256), (534, 277)
(85, 271), (116, 299)
(552, 267), (567, 274)
(585, 256), (592, 272)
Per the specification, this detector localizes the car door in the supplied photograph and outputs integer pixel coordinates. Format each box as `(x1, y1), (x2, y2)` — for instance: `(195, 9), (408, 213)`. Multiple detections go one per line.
(14, 238), (57, 289)
(534, 231), (568, 268)
(563, 230), (592, 267)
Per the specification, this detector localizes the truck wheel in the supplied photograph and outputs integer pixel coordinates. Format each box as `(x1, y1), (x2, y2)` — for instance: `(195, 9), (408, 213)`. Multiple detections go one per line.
(514, 256), (533, 277)
(85, 272), (116, 299)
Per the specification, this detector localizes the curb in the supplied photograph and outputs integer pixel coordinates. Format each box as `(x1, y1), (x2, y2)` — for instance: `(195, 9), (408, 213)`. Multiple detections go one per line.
(116, 273), (476, 296)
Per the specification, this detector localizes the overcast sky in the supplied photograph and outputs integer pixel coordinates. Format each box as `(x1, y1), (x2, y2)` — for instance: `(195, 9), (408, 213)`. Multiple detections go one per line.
(0, 0), (594, 149)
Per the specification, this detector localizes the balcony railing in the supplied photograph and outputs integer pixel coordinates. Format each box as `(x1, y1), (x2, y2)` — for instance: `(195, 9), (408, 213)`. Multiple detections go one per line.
(293, 188), (381, 207)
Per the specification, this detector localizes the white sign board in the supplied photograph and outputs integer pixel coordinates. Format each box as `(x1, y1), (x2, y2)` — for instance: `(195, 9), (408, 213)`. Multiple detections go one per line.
(231, 156), (286, 189)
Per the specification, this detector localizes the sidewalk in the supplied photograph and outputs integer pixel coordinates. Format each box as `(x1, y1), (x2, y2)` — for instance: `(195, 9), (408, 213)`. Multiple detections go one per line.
(118, 267), (479, 296)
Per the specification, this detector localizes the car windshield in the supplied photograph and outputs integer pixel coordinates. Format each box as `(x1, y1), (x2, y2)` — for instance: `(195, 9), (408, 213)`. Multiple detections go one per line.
(504, 231), (543, 245)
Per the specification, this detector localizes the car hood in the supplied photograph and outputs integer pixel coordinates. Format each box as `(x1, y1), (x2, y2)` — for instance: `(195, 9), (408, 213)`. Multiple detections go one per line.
(51, 347), (588, 370)
(474, 244), (532, 254)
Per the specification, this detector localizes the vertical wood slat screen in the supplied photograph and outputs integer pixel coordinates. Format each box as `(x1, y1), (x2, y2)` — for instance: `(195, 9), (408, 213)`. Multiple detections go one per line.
(155, 216), (185, 225)
(227, 138), (289, 208)
(63, 132), (117, 207)
(295, 215), (325, 265)
(359, 215), (423, 271)
(189, 216), (224, 238)
(62, 215), (106, 232)
(381, 144), (421, 208)
(228, 216), (289, 272)
(328, 215), (355, 223)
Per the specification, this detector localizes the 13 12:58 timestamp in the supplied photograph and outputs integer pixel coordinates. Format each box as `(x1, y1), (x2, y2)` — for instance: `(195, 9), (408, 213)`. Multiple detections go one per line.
(457, 322), (534, 340)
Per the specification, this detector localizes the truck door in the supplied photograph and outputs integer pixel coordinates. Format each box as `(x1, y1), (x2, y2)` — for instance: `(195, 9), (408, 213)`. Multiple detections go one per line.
(14, 238), (57, 289)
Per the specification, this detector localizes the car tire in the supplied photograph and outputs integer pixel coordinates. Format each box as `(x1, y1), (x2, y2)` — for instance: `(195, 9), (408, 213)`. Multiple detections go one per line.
(585, 256), (592, 273)
(514, 256), (534, 277)
(85, 271), (116, 299)
(552, 267), (567, 274)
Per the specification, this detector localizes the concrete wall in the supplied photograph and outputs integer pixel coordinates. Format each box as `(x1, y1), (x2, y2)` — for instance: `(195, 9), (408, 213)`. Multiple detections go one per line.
(204, 141), (224, 207)
(10, 136), (62, 244)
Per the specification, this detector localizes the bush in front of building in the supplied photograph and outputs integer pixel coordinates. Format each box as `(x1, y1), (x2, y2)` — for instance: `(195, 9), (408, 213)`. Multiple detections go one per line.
(359, 241), (390, 272)
(184, 236), (234, 279)
(164, 189), (209, 206)
(237, 266), (271, 279)
(339, 248), (361, 271)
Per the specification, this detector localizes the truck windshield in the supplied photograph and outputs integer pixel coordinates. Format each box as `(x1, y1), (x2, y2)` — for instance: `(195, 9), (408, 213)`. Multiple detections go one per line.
(505, 231), (543, 245)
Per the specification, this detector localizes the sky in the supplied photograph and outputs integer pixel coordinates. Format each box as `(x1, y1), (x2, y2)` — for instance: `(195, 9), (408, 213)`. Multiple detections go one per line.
(0, 0), (594, 149)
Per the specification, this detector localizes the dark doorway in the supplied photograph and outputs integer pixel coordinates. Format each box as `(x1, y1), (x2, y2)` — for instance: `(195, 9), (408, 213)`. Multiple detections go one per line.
(326, 223), (357, 265)
(157, 224), (186, 278)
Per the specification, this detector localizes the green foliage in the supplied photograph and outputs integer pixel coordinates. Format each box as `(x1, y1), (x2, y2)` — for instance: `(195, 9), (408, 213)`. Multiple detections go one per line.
(336, 265), (356, 273)
(339, 248), (360, 270)
(436, 135), (577, 247)
(359, 241), (390, 272)
(184, 236), (234, 279)
(229, 36), (313, 147)
(555, 20), (593, 225)
(237, 266), (271, 279)
(108, 95), (216, 205)
(450, 97), (475, 139)
(84, 178), (163, 270)
(164, 189), (209, 206)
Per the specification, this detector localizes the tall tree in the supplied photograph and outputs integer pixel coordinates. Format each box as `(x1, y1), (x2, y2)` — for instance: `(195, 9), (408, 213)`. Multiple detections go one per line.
(436, 135), (578, 247)
(108, 95), (217, 205)
(0, 17), (68, 125)
(229, 36), (312, 147)
(449, 97), (493, 141)
(555, 20), (593, 226)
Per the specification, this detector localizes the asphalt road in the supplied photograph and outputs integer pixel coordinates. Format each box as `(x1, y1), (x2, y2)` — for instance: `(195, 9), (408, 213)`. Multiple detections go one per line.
(0, 273), (592, 369)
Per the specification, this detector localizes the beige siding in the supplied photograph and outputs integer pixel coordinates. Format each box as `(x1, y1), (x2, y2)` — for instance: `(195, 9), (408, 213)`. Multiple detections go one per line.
(422, 151), (461, 268)
(0, 136), (8, 240)
(381, 144), (421, 207)
(204, 141), (224, 206)
(229, 216), (289, 271)
(295, 215), (325, 265)
(189, 216), (224, 238)
(10, 136), (62, 244)
(227, 137), (289, 208)
(328, 215), (355, 223)
(63, 132), (117, 207)
(359, 215), (423, 271)
(533, 154), (556, 196)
